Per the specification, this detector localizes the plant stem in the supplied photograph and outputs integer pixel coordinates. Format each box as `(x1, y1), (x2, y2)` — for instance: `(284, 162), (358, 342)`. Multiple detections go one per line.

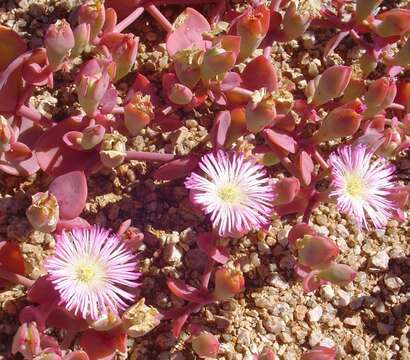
(148, 0), (219, 4)
(270, 0), (282, 11)
(115, 7), (145, 33)
(145, 4), (173, 33)
(0, 268), (34, 288)
(313, 149), (329, 171)
(126, 151), (175, 162)
(263, 46), (271, 59)
(201, 258), (214, 290)
(112, 106), (125, 114)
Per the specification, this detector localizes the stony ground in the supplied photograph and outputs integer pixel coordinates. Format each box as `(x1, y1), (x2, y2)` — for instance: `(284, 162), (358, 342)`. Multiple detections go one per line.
(0, 0), (409, 359)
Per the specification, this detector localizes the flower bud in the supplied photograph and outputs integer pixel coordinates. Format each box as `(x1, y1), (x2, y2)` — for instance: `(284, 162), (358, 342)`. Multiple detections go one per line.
(377, 128), (402, 158)
(76, 60), (110, 116)
(100, 33), (139, 81)
(0, 115), (15, 152)
(392, 38), (410, 67)
(44, 20), (75, 70)
(312, 107), (362, 143)
(124, 93), (154, 136)
(246, 89), (277, 133)
(88, 309), (121, 331)
(12, 322), (41, 359)
(371, 9), (410, 38)
(122, 298), (160, 338)
(318, 263), (357, 286)
(71, 23), (91, 59)
(168, 83), (193, 105)
(363, 78), (397, 119)
(213, 266), (245, 301)
(192, 331), (220, 359)
(236, 5), (270, 61)
(78, 0), (106, 42)
(80, 124), (105, 150)
(297, 235), (339, 269)
(174, 48), (203, 89)
(26, 192), (59, 233)
(283, 0), (320, 41)
(309, 66), (352, 107)
(99, 131), (127, 168)
(258, 346), (276, 360)
(355, 0), (382, 22)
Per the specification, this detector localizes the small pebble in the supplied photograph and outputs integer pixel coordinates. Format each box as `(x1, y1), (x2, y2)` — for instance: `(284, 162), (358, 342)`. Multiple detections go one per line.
(308, 306), (323, 323)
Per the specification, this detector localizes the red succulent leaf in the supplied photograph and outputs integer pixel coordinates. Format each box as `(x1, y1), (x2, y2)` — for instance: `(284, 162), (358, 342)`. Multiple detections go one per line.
(0, 25), (27, 113)
(220, 72), (242, 92)
(225, 107), (247, 147)
(79, 328), (124, 360)
(301, 346), (336, 360)
(242, 55), (277, 91)
(154, 156), (199, 181)
(318, 263), (357, 286)
(100, 86), (118, 114)
(49, 170), (88, 220)
(211, 111), (231, 149)
(166, 7), (210, 57)
(276, 188), (313, 216)
(5, 142), (32, 162)
(47, 307), (88, 331)
(295, 151), (314, 186)
(153, 114), (183, 132)
(27, 276), (60, 306)
(297, 235), (340, 269)
(288, 223), (315, 248)
(55, 216), (91, 233)
(0, 242), (25, 287)
(21, 48), (51, 86)
(263, 129), (296, 154)
(272, 177), (300, 206)
(294, 262), (312, 279)
(172, 311), (190, 338)
(167, 278), (212, 303)
(35, 117), (101, 176)
(196, 232), (229, 264)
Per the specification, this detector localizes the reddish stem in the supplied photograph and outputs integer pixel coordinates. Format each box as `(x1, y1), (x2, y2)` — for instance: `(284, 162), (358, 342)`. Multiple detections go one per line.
(201, 258), (214, 290)
(115, 7), (145, 33)
(0, 268), (34, 288)
(145, 4), (173, 33)
(313, 150), (329, 171)
(148, 0), (219, 4)
(302, 190), (317, 223)
(263, 46), (271, 59)
(126, 151), (175, 162)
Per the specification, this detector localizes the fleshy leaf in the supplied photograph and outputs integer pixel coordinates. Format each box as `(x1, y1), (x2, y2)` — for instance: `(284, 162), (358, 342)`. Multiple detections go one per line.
(49, 170), (88, 220)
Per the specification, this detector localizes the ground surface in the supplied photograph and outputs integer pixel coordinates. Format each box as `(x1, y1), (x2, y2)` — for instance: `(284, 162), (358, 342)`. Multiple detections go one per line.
(0, 0), (409, 359)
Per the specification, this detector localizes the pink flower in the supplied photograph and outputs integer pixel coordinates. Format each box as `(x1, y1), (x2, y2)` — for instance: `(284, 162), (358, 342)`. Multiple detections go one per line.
(44, 226), (139, 320)
(185, 151), (274, 237)
(328, 144), (397, 229)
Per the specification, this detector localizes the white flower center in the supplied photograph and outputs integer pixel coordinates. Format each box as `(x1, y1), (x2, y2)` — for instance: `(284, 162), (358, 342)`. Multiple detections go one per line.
(71, 258), (105, 287)
(217, 183), (242, 204)
(344, 173), (366, 199)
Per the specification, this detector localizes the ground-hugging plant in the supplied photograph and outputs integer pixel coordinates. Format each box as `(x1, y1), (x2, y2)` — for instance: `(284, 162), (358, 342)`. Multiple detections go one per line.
(0, 0), (408, 358)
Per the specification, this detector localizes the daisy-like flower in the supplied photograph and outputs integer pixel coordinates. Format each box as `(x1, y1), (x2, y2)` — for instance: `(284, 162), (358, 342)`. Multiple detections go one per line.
(185, 150), (274, 237)
(328, 144), (397, 229)
(44, 226), (139, 320)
